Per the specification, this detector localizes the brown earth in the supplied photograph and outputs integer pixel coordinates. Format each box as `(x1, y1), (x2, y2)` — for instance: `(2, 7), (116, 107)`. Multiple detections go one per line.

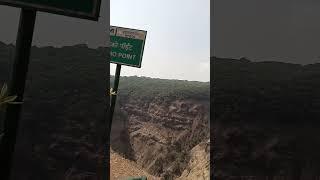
(177, 140), (210, 180)
(110, 149), (161, 180)
(111, 98), (210, 179)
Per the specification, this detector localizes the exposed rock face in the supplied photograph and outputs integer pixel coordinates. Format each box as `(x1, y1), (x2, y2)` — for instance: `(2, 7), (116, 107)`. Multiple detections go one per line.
(111, 97), (210, 179)
(177, 140), (210, 180)
(110, 149), (161, 180)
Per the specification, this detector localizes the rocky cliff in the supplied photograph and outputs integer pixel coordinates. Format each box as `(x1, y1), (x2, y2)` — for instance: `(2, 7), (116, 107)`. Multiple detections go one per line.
(110, 149), (161, 180)
(110, 76), (210, 179)
(177, 140), (210, 180)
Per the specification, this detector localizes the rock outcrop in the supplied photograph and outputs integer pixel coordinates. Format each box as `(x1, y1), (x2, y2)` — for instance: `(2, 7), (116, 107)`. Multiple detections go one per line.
(111, 96), (210, 179)
(177, 140), (210, 180)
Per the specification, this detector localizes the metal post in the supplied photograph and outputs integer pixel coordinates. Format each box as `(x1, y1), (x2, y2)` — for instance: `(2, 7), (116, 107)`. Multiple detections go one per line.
(109, 64), (121, 127)
(105, 63), (121, 179)
(0, 9), (36, 180)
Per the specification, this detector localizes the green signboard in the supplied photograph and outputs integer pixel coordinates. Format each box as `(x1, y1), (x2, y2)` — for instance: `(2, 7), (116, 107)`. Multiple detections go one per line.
(0, 0), (101, 20)
(110, 26), (147, 68)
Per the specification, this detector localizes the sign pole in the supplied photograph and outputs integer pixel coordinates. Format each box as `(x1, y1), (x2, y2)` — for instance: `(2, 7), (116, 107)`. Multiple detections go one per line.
(105, 63), (121, 178)
(109, 64), (121, 128)
(0, 8), (36, 180)
(108, 26), (146, 179)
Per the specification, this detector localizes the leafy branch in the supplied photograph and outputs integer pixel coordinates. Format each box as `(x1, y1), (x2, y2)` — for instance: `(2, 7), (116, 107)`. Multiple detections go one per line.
(0, 83), (23, 140)
(0, 83), (23, 107)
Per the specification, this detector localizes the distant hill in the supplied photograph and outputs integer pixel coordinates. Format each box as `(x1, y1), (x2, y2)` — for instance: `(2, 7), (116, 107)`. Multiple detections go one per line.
(111, 75), (209, 101)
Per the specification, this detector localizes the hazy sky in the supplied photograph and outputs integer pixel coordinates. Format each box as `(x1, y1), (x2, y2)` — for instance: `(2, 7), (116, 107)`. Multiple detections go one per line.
(0, 0), (210, 82)
(214, 0), (320, 65)
(110, 0), (210, 82)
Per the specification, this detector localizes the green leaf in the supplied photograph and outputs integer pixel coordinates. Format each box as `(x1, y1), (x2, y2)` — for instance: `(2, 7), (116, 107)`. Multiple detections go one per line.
(0, 96), (18, 105)
(0, 83), (8, 97)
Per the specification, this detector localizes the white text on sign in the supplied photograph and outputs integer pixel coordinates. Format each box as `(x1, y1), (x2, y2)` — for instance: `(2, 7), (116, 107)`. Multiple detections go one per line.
(111, 41), (133, 51)
(111, 52), (136, 60)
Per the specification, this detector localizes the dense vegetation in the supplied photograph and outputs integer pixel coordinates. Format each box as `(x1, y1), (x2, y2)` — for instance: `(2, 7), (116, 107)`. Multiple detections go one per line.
(213, 57), (320, 179)
(111, 75), (209, 102)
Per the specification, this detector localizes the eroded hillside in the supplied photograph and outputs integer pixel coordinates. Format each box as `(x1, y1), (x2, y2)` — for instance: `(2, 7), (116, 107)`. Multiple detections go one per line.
(177, 139), (210, 180)
(110, 76), (210, 179)
(110, 148), (161, 180)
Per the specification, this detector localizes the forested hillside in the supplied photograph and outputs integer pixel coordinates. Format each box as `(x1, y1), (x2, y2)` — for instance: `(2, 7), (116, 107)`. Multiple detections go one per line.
(111, 75), (209, 101)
